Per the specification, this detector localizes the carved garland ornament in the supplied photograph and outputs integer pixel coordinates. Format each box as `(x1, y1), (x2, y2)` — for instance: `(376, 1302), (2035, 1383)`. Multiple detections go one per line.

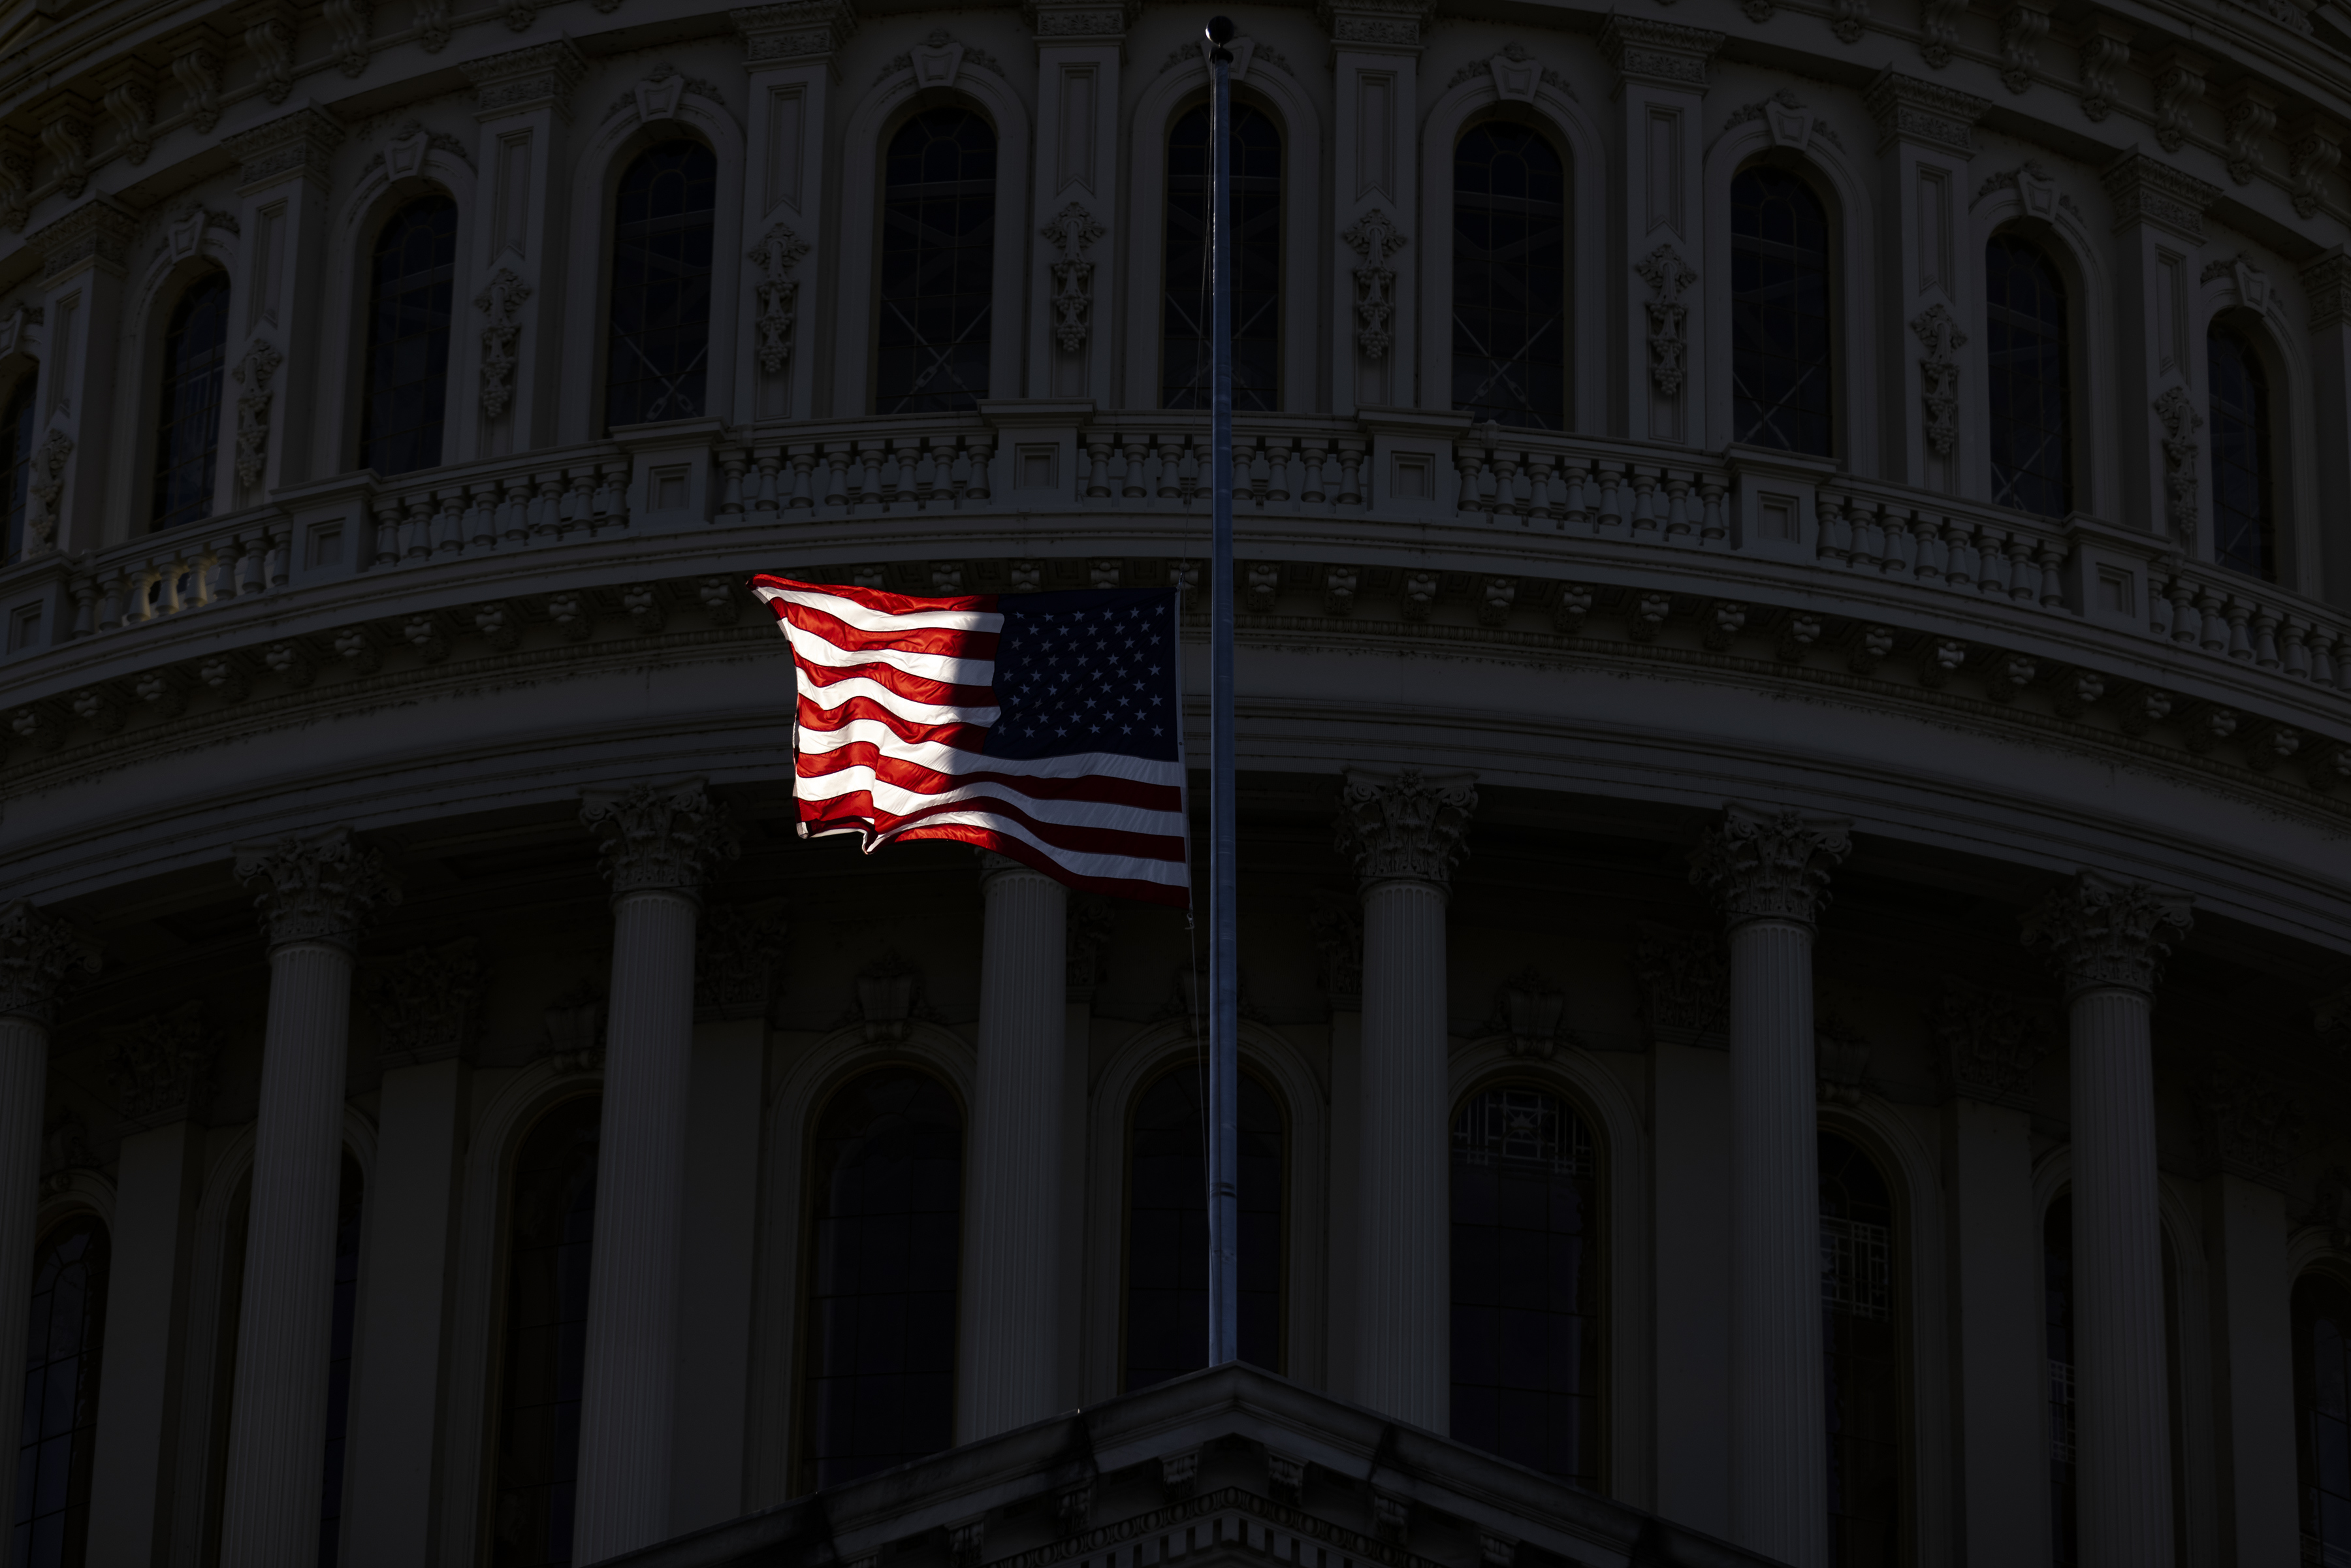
(1910, 304), (1965, 457)
(106, 1002), (217, 1121)
(746, 223), (810, 375)
(233, 338), (284, 488)
(1040, 202), (1107, 354)
(1634, 244), (1697, 396)
(2152, 385), (2203, 541)
(1341, 208), (1408, 361)
(475, 267), (532, 420)
(24, 429), (71, 552)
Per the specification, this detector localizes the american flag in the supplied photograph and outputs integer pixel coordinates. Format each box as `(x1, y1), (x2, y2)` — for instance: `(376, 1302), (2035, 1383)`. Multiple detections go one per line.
(752, 575), (1192, 906)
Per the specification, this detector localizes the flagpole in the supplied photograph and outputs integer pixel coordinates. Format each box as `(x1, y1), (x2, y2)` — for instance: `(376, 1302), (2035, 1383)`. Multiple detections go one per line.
(1204, 14), (1240, 1371)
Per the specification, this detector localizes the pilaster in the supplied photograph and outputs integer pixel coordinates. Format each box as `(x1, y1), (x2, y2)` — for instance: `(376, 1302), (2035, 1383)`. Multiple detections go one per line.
(1864, 71), (1988, 495)
(2303, 249), (2351, 601)
(1026, 3), (1128, 404)
(1600, 18), (1721, 447)
(2100, 152), (2221, 551)
(1322, 1), (1425, 414)
(224, 105), (344, 498)
(27, 200), (135, 554)
(733, 3), (859, 422)
(463, 40), (584, 457)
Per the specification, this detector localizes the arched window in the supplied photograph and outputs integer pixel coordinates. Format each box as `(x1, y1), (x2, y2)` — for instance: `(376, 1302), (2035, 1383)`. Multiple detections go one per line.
(1820, 1132), (1900, 1565)
(1123, 1063), (1284, 1390)
(1452, 123), (1567, 430)
(606, 142), (716, 430)
(2208, 322), (2276, 579)
(15, 1215), (109, 1568)
(1729, 167), (1832, 456)
(2296, 1272), (2351, 1563)
(1163, 104), (1281, 411)
(488, 1096), (600, 1568)
(876, 109), (997, 415)
(360, 196), (459, 476)
(318, 1154), (364, 1567)
(152, 274), (231, 530)
(1449, 1086), (1599, 1484)
(799, 1068), (961, 1492)
(2043, 1196), (2077, 1568)
(1986, 234), (2071, 518)
(3, 374), (37, 564)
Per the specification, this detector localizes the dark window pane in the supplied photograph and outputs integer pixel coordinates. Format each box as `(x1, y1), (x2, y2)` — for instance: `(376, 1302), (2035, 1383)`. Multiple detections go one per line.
(360, 197), (458, 476)
(876, 109), (997, 415)
(799, 1069), (963, 1492)
(606, 142), (716, 428)
(2209, 323), (2277, 579)
(1730, 167), (1832, 456)
(1820, 1134), (1900, 1567)
(1, 376), (35, 564)
(1448, 1088), (1599, 1486)
(1985, 235), (2071, 518)
(1162, 104), (1280, 411)
(2297, 1272), (2351, 1564)
(14, 1216), (108, 1568)
(152, 274), (231, 530)
(491, 1096), (600, 1568)
(316, 1156), (364, 1567)
(1121, 1066), (1285, 1390)
(1452, 123), (1567, 430)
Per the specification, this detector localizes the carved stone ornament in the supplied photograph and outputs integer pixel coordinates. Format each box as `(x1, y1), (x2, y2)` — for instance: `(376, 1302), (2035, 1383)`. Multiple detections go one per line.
(475, 267), (532, 420)
(232, 338), (283, 488)
(2290, 119), (2342, 220)
(1910, 304), (1965, 458)
(1598, 16), (1725, 93)
(1725, 88), (1815, 150)
(1974, 161), (2061, 219)
(2152, 385), (2203, 541)
(1493, 969), (1568, 1060)
(166, 204), (237, 263)
(1065, 893), (1113, 1001)
(1341, 208), (1408, 361)
(697, 901), (786, 1021)
(1334, 767), (1478, 891)
(366, 938), (485, 1066)
(324, 0), (372, 76)
(462, 39), (589, 120)
(100, 72), (155, 166)
(2227, 87), (2279, 186)
(41, 110), (90, 200)
(1998, 3), (2049, 92)
(223, 104), (346, 189)
(24, 428), (71, 552)
(1041, 202), (1108, 355)
(2102, 153), (2220, 245)
(172, 46), (223, 133)
(2018, 869), (2194, 998)
(2077, 24), (2130, 122)
(1687, 803), (1853, 929)
(2202, 1056), (2299, 1189)
(541, 978), (606, 1064)
(854, 951), (922, 1042)
(580, 780), (740, 897)
(1815, 1011), (1871, 1104)
(0, 901), (101, 1027)
(747, 223), (810, 375)
(1311, 894), (1364, 1008)
(1933, 980), (2053, 1108)
(734, 1), (862, 66)
(1919, 0), (1963, 68)
(1863, 69), (1987, 157)
(365, 120), (475, 183)
(2152, 54), (2207, 153)
(2309, 1167), (2351, 1253)
(1634, 923), (1728, 1048)
(105, 1001), (217, 1123)
(1633, 244), (1697, 396)
(233, 827), (400, 952)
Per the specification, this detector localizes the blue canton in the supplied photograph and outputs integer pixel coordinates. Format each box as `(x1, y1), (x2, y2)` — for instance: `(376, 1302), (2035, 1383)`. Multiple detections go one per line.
(983, 588), (1183, 763)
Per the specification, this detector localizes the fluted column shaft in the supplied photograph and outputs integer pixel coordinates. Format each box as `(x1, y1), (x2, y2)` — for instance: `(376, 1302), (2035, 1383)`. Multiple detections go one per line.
(956, 857), (1068, 1441)
(1335, 767), (1475, 1432)
(573, 782), (737, 1561)
(1690, 803), (1851, 1568)
(220, 832), (394, 1568)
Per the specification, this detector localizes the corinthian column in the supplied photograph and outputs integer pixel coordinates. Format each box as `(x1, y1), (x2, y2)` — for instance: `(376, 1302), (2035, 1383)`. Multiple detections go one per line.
(0, 903), (98, 1541)
(2022, 871), (2193, 1568)
(956, 853), (1069, 1440)
(1335, 767), (1476, 1430)
(221, 829), (397, 1568)
(573, 782), (738, 1562)
(1689, 803), (1851, 1568)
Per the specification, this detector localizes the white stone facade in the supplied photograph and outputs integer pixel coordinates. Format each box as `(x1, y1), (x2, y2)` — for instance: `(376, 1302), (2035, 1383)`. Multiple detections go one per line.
(0, 1), (2347, 1567)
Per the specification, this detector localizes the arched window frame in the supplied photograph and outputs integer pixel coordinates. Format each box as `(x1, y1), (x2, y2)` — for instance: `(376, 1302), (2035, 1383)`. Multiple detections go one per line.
(2194, 274), (2303, 587)
(827, 78), (1031, 430)
(871, 106), (1004, 416)
(1157, 96), (1284, 414)
(116, 229), (240, 547)
(2290, 1261), (2351, 1563)
(1441, 112), (1576, 432)
(1701, 135), (1876, 465)
(1981, 227), (2080, 520)
(554, 99), (746, 446)
(355, 195), (464, 479)
(139, 269), (235, 537)
(1120, 65), (1319, 416)
(1814, 1121), (1912, 1563)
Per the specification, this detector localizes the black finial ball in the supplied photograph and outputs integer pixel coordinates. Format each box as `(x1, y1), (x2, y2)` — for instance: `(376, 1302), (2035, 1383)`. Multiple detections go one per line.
(1206, 14), (1236, 42)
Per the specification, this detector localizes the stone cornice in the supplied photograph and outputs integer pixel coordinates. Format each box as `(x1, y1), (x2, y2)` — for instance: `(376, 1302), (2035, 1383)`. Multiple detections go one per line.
(1687, 802), (1852, 930)
(234, 825), (399, 952)
(1024, 0), (1138, 43)
(1598, 15), (1723, 95)
(2306, 249), (2351, 329)
(2019, 869), (2194, 998)
(30, 197), (138, 281)
(1863, 68), (1989, 156)
(223, 102), (345, 190)
(581, 779), (740, 897)
(462, 38), (588, 120)
(1334, 767), (1477, 891)
(732, 1), (861, 65)
(1318, 0), (1431, 53)
(0, 901), (99, 1027)
(2102, 150), (2224, 243)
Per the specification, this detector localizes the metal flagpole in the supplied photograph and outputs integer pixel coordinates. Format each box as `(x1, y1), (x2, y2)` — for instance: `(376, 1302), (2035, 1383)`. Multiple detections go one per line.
(1204, 14), (1240, 1370)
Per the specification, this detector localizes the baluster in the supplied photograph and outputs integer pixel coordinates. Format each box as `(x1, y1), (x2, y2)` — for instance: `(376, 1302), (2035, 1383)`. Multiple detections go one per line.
(1945, 519), (1979, 590)
(1878, 506), (1913, 576)
(912, 441), (939, 511)
(789, 447), (816, 511)
(859, 442), (884, 508)
(1248, 440), (1271, 507)
(2254, 608), (2282, 669)
(1815, 492), (1849, 564)
(717, 447), (748, 515)
(965, 438), (995, 504)
(403, 494), (434, 560)
(1628, 467), (1660, 538)
(1698, 477), (1727, 545)
(1086, 438), (1112, 498)
(1661, 472), (1693, 543)
(824, 442), (853, 508)
(537, 473), (569, 539)
(96, 567), (125, 630)
(1454, 445), (1485, 521)
(234, 533), (264, 596)
(2197, 588), (2229, 654)
(1177, 441), (1201, 502)
(2312, 629), (2343, 688)
(1846, 498), (1882, 571)
(1595, 462), (1625, 537)
(152, 554), (181, 617)
(1299, 440), (1328, 505)
(566, 470), (596, 534)
(1908, 512), (1943, 582)
(1266, 440), (1292, 507)
(465, 481), (498, 550)
(1562, 459), (1592, 534)
(1336, 439), (1366, 507)
(2225, 598), (2256, 660)
(1492, 449), (1522, 524)
(432, 490), (463, 555)
(751, 448), (782, 512)
(2147, 575), (2175, 639)
(492, 476), (524, 546)
(368, 497), (400, 566)
(600, 460), (633, 528)
(2282, 618), (2311, 678)
(2036, 540), (2066, 609)
(70, 577), (95, 637)
(2167, 577), (2201, 644)
(1122, 436), (1150, 500)
(1971, 526), (2007, 596)
(2004, 536), (2038, 603)
(1526, 451), (1558, 529)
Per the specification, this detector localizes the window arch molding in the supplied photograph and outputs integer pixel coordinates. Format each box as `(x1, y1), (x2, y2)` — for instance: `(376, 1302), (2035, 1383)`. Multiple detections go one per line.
(165, 1108), (378, 1568)
(1700, 136), (1876, 466)
(1120, 65), (1319, 415)
(555, 100), (747, 445)
(426, 1057), (608, 1564)
(117, 242), (238, 547)
(1416, 76), (1606, 432)
(1080, 1019), (1326, 1407)
(744, 1019), (975, 1508)
(317, 155), (477, 477)
(2289, 1256), (2351, 1562)
(830, 74), (1031, 426)
(1961, 188), (2115, 518)
(2192, 279), (2308, 586)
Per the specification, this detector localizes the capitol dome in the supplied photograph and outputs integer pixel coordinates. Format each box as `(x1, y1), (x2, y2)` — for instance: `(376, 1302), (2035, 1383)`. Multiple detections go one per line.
(0, 1), (2346, 1565)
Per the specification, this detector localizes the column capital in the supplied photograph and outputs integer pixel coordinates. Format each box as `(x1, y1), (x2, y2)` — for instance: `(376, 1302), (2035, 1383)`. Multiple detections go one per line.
(581, 780), (739, 898)
(104, 1000), (217, 1128)
(234, 826), (400, 952)
(1597, 15), (1723, 95)
(462, 38), (587, 120)
(731, 1), (860, 67)
(2019, 869), (2192, 997)
(1334, 767), (1477, 891)
(977, 848), (1057, 889)
(0, 900), (99, 1027)
(1687, 803), (1851, 929)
